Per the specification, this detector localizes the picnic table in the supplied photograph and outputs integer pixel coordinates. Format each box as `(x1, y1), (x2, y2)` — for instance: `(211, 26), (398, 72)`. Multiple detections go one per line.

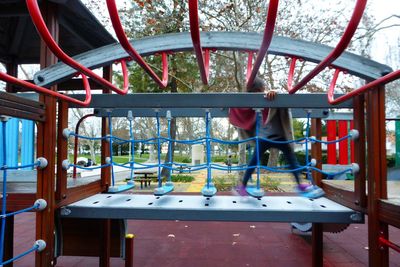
(173, 164), (192, 174)
(132, 170), (157, 189)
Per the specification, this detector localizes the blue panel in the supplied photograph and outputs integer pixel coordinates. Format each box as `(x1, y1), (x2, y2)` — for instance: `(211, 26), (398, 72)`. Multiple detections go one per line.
(0, 122), (3, 165)
(108, 183), (135, 194)
(21, 120), (35, 170)
(201, 184), (217, 197)
(246, 186), (265, 198)
(154, 182), (174, 196)
(6, 119), (19, 167)
(396, 119), (400, 167)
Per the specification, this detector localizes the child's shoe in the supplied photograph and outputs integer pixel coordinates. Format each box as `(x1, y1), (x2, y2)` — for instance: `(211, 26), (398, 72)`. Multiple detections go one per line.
(297, 184), (325, 199)
(233, 185), (248, 197)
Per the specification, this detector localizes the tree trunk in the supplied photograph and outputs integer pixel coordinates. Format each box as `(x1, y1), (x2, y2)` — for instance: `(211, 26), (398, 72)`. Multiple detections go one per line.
(89, 140), (96, 164)
(161, 67), (178, 178)
(161, 117), (176, 178)
(267, 148), (279, 170)
(148, 143), (156, 162)
(237, 129), (248, 179)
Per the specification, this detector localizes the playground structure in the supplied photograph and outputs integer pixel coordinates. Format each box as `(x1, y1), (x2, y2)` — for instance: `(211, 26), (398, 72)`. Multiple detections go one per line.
(0, 0), (400, 267)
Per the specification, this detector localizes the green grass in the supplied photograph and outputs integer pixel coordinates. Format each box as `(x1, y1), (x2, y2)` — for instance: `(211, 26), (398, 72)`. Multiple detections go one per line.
(212, 174), (237, 191)
(212, 174), (281, 191)
(170, 174), (195, 183)
(69, 153), (241, 166)
(69, 154), (149, 164)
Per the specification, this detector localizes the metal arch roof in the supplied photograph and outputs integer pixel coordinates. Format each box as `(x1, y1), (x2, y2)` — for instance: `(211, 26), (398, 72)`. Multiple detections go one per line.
(34, 31), (393, 87)
(0, 0), (115, 64)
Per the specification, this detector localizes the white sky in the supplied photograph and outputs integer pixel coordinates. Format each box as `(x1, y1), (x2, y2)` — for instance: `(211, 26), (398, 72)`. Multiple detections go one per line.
(366, 0), (400, 67)
(105, 0), (400, 67)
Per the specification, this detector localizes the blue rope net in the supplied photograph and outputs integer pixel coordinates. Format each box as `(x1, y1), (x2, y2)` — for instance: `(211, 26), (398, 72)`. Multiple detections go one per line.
(0, 119), (47, 265)
(64, 110), (358, 195)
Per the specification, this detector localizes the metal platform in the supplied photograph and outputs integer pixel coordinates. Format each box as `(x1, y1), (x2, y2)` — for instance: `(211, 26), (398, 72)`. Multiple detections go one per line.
(60, 194), (363, 224)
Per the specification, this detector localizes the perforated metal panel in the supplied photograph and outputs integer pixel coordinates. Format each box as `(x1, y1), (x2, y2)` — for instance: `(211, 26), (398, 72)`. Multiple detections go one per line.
(61, 194), (363, 224)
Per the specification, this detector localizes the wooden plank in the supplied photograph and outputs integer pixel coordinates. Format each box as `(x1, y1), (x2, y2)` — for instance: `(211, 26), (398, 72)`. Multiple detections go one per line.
(0, 170), (36, 182)
(0, 90), (45, 121)
(58, 218), (123, 258)
(1, 193), (37, 211)
(0, 98), (45, 115)
(379, 200), (400, 229)
(0, 91), (44, 109)
(322, 182), (366, 213)
(56, 180), (106, 208)
(0, 106), (45, 122)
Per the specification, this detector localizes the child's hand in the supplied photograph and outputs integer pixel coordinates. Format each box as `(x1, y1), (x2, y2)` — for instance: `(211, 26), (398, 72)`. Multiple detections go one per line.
(264, 90), (277, 100)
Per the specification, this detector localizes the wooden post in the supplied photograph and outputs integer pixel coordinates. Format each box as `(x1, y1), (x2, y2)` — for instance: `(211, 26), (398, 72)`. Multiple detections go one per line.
(5, 62), (17, 93)
(353, 95), (367, 208)
(100, 219), (111, 267)
(4, 215), (14, 267)
(99, 66), (112, 267)
(35, 2), (58, 266)
(312, 223), (323, 267)
(125, 234), (135, 267)
(311, 118), (322, 186)
(366, 85), (388, 267)
(56, 101), (69, 201)
(101, 66), (112, 189)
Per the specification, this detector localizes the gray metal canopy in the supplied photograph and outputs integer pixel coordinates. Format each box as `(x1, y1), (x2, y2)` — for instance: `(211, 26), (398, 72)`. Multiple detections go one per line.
(94, 107), (330, 118)
(0, 0), (115, 64)
(69, 93), (352, 109)
(34, 31), (392, 87)
(60, 194), (363, 224)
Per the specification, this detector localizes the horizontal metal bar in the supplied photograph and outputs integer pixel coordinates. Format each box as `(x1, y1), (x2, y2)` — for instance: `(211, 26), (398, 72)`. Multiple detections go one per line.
(34, 32), (392, 87)
(70, 93), (352, 109)
(324, 112), (354, 121)
(61, 194), (363, 224)
(94, 108), (329, 118)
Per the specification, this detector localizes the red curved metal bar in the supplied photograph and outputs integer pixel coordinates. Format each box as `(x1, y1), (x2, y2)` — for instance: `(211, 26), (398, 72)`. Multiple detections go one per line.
(26, 0), (129, 95)
(246, 52), (254, 82)
(246, 0), (279, 89)
(188, 0), (210, 85)
(379, 236), (400, 253)
(73, 113), (96, 178)
(328, 69), (400, 105)
(106, 0), (168, 88)
(327, 68), (343, 103)
(0, 72), (92, 106)
(288, 0), (367, 94)
(286, 57), (298, 90)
